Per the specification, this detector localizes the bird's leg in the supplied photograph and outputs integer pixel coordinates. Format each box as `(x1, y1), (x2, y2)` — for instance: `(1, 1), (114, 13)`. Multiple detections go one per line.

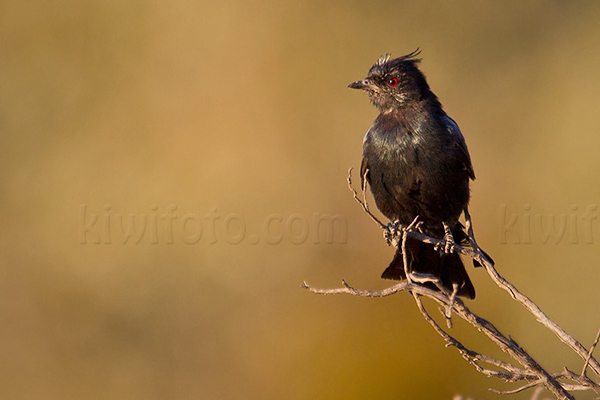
(435, 221), (455, 254)
(384, 219), (402, 248)
(442, 222), (455, 253)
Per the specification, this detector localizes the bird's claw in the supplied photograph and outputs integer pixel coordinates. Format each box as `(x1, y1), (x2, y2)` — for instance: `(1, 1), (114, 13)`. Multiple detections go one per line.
(384, 220), (402, 247)
(435, 223), (455, 254)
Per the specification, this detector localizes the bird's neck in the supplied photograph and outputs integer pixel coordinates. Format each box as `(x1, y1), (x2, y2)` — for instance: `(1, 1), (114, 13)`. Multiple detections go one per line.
(380, 91), (442, 114)
(374, 98), (445, 141)
(380, 97), (443, 122)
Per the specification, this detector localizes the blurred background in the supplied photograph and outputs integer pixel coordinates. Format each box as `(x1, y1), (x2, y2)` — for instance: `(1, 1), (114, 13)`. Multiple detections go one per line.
(1, 1), (600, 399)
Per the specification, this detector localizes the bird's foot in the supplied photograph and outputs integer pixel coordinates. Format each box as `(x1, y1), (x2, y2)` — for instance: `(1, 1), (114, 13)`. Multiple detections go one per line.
(384, 220), (402, 247)
(434, 222), (455, 254)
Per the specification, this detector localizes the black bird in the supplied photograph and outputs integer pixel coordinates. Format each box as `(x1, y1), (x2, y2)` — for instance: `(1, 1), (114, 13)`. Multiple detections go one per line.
(349, 50), (490, 299)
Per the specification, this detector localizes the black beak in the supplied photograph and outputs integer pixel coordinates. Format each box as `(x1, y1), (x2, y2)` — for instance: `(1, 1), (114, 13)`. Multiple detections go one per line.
(348, 79), (369, 90)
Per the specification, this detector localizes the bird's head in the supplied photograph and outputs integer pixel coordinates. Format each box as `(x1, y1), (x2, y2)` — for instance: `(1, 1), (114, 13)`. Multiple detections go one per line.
(348, 49), (432, 112)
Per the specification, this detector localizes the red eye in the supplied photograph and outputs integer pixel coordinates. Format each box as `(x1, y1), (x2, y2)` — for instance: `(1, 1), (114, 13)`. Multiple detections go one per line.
(388, 78), (398, 87)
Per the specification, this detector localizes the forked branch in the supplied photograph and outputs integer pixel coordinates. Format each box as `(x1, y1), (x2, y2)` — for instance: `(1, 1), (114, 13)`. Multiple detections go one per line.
(302, 169), (600, 399)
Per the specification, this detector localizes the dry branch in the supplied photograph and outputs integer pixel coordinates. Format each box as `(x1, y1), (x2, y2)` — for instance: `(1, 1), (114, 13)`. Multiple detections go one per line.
(302, 169), (600, 399)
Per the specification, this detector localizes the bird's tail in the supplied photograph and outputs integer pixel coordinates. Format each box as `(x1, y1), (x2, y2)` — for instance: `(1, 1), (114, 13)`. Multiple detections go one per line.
(381, 236), (476, 299)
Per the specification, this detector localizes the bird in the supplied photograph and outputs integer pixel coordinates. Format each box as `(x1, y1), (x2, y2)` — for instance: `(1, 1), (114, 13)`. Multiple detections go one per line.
(348, 49), (491, 299)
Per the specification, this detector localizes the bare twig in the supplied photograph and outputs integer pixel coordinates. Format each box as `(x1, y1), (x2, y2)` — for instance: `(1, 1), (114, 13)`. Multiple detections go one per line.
(361, 167), (370, 213)
(490, 380), (541, 395)
(401, 220), (412, 284)
(491, 368), (600, 395)
(347, 167), (386, 228)
(411, 292), (531, 382)
(582, 327), (600, 376)
(559, 368), (600, 393)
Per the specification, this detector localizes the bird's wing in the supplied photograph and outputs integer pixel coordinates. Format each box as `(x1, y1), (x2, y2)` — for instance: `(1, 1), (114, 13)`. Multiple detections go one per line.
(443, 116), (476, 180)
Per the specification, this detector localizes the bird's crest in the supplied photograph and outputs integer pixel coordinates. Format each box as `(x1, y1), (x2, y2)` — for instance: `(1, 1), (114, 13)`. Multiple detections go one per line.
(398, 48), (422, 63)
(374, 48), (422, 68)
(375, 53), (392, 67)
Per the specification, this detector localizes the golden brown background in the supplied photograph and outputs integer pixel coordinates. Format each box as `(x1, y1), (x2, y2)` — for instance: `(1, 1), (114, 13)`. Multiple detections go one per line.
(2, 1), (600, 399)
